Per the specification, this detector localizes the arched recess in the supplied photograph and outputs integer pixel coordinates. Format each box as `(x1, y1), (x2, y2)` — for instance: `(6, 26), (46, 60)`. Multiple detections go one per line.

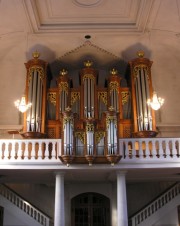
(71, 192), (110, 226)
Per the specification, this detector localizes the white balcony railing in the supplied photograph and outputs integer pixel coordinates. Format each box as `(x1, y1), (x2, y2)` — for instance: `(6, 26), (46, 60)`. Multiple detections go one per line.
(119, 138), (180, 161)
(0, 139), (61, 162)
(0, 137), (179, 164)
(130, 182), (180, 226)
(0, 184), (50, 226)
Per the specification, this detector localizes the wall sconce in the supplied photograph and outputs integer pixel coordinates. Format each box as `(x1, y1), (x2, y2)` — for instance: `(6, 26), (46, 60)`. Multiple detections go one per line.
(147, 92), (164, 110)
(14, 95), (32, 113)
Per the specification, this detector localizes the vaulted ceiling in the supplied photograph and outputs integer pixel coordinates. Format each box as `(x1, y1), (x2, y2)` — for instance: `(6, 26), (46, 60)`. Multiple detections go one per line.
(0, 0), (180, 134)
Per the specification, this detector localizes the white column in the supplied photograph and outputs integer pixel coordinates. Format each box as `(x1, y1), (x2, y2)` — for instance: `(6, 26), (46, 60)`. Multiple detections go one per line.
(117, 171), (128, 226)
(54, 172), (65, 226)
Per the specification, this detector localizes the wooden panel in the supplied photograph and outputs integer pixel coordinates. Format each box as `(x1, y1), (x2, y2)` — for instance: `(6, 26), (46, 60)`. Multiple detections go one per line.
(119, 119), (133, 138)
(47, 120), (61, 138)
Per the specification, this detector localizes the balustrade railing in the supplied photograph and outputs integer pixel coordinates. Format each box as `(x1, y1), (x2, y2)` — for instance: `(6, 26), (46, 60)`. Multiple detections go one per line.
(0, 139), (60, 162)
(129, 183), (180, 226)
(0, 184), (50, 226)
(119, 138), (180, 161)
(0, 138), (180, 163)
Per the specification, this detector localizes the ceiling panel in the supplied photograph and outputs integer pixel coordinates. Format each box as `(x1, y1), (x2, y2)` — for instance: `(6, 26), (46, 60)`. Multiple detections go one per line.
(23, 0), (154, 33)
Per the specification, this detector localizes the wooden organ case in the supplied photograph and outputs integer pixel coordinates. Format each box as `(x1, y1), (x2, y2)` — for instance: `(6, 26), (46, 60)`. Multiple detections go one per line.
(22, 51), (158, 165)
(21, 51), (48, 138)
(54, 60), (132, 165)
(129, 51), (157, 138)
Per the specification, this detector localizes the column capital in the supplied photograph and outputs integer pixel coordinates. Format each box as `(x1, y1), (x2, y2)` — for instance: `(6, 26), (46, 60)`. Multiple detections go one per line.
(116, 170), (127, 176)
(54, 171), (66, 177)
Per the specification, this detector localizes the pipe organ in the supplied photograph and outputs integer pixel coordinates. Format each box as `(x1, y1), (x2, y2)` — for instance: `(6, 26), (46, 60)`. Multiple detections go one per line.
(21, 51), (48, 138)
(21, 50), (158, 164)
(129, 51), (157, 138)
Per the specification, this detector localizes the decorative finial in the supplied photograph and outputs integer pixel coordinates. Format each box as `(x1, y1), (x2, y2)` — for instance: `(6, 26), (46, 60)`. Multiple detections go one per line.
(137, 51), (144, 58)
(32, 51), (40, 59)
(84, 60), (93, 68)
(110, 68), (118, 75)
(60, 69), (68, 76)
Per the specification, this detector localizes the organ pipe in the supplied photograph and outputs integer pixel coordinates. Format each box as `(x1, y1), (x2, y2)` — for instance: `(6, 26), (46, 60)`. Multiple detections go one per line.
(83, 74), (95, 118)
(108, 69), (120, 113)
(106, 108), (118, 155)
(85, 122), (94, 155)
(57, 69), (70, 114)
(80, 60), (96, 120)
(23, 51), (47, 137)
(62, 108), (74, 155)
(129, 51), (157, 137)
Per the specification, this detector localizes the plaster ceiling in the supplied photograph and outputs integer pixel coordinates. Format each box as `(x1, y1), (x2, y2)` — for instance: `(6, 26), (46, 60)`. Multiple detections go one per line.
(23, 0), (153, 33)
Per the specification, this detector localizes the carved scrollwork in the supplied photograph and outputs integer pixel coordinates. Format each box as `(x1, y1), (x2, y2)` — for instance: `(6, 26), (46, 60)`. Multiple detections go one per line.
(121, 91), (130, 105)
(106, 116), (117, 128)
(59, 82), (69, 94)
(86, 123), (94, 132)
(28, 66), (44, 83)
(47, 92), (56, 106)
(109, 81), (119, 93)
(98, 92), (107, 106)
(134, 65), (149, 79)
(71, 92), (80, 105)
(83, 74), (95, 82)
(63, 116), (74, 129)
(75, 132), (85, 144)
(95, 131), (105, 144)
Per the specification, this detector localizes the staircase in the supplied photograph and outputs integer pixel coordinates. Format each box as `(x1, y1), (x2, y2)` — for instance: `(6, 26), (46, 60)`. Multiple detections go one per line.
(129, 182), (180, 226)
(0, 184), (51, 226)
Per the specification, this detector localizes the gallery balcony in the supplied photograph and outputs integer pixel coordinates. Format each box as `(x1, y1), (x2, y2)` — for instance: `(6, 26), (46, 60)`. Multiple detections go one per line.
(0, 137), (179, 169)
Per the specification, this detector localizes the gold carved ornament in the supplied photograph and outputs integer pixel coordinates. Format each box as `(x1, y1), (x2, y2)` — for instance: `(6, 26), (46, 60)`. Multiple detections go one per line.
(110, 68), (118, 75)
(106, 116), (117, 128)
(32, 51), (40, 60)
(109, 81), (119, 94)
(134, 65), (149, 80)
(95, 131), (105, 144)
(75, 132), (85, 144)
(86, 123), (94, 133)
(98, 92), (107, 106)
(71, 92), (80, 105)
(47, 92), (56, 106)
(121, 91), (130, 105)
(59, 82), (69, 94)
(63, 116), (74, 129)
(28, 66), (45, 83)
(60, 69), (68, 76)
(83, 74), (95, 82)
(84, 60), (93, 68)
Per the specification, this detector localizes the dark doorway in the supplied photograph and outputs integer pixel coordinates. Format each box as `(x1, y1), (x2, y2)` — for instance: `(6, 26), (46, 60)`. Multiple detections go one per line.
(0, 206), (4, 226)
(71, 192), (110, 226)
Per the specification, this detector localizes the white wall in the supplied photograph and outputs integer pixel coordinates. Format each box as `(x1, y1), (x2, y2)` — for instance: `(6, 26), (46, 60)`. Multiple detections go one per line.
(153, 206), (179, 226)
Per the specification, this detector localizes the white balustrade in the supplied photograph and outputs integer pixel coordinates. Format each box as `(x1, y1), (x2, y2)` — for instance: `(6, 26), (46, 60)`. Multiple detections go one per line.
(0, 139), (61, 162)
(0, 138), (180, 163)
(130, 183), (180, 226)
(0, 184), (50, 226)
(120, 138), (180, 161)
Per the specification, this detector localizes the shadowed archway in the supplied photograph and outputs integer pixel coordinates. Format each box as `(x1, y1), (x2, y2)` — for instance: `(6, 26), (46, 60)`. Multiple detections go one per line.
(71, 192), (110, 226)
